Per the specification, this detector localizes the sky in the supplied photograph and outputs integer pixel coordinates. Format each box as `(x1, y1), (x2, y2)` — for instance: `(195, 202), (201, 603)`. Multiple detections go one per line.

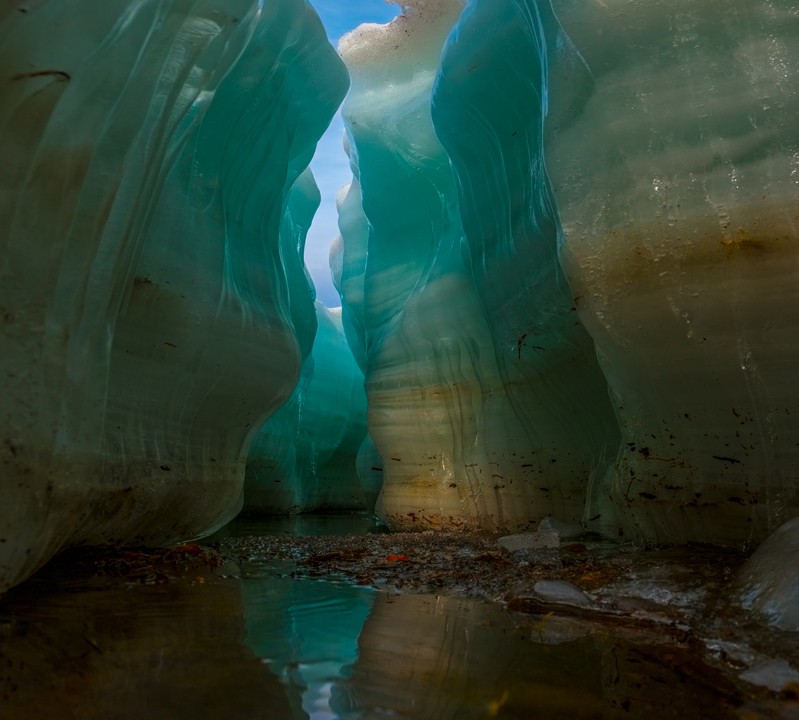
(304, 0), (400, 307)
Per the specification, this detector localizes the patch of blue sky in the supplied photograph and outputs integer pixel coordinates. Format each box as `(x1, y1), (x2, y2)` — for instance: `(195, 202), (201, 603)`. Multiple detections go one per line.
(305, 0), (399, 307)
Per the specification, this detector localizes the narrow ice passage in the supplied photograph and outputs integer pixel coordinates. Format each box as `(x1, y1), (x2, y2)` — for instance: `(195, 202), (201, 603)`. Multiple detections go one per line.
(1, 0), (797, 602)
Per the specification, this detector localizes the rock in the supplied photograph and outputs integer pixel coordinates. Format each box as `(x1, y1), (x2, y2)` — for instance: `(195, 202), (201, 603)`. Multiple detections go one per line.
(736, 517), (799, 631)
(740, 660), (799, 693)
(533, 580), (592, 607)
(497, 531), (560, 553)
(539, 517), (584, 541)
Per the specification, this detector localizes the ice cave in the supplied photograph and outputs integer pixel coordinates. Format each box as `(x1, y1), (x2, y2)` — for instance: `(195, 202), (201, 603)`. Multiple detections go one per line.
(0, 0), (798, 716)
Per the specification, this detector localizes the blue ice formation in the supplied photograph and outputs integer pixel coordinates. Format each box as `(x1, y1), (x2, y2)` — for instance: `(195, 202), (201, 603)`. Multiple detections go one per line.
(337, 0), (798, 546)
(1, 0), (798, 595)
(244, 300), (369, 514)
(337, 0), (620, 534)
(0, 0), (347, 592)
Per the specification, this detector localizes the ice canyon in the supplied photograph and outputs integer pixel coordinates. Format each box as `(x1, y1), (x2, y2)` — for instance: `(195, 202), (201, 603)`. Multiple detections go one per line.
(1, 0), (797, 605)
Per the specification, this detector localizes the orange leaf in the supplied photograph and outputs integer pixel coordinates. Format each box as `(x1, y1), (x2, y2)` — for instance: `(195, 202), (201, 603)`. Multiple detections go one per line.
(385, 554), (410, 562)
(172, 543), (203, 554)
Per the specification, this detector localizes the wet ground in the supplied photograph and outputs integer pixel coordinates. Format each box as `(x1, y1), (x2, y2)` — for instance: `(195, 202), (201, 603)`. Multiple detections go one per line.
(1, 514), (798, 719)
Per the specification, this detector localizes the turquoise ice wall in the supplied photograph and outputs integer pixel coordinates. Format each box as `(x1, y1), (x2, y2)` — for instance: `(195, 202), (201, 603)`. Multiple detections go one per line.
(2, 0), (797, 596)
(0, 0), (347, 592)
(336, 0), (620, 534)
(336, 0), (798, 545)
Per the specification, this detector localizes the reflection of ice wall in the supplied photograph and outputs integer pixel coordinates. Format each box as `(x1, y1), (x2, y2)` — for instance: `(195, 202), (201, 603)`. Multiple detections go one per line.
(338, 0), (619, 533)
(243, 576), (375, 717)
(0, 564), (292, 717)
(547, 0), (799, 546)
(0, 0), (347, 592)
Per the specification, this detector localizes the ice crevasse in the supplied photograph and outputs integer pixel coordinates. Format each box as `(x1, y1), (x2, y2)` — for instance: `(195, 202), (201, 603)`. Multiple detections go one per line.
(1, 0), (798, 595)
(244, 299), (369, 515)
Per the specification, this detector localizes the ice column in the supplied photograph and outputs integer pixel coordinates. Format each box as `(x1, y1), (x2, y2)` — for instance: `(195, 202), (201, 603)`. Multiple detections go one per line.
(338, 0), (619, 532)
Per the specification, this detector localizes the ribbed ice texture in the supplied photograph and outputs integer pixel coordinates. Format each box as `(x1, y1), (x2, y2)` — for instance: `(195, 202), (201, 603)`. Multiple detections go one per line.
(244, 301), (369, 514)
(546, 0), (799, 546)
(337, 0), (619, 532)
(0, 0), (348, 591)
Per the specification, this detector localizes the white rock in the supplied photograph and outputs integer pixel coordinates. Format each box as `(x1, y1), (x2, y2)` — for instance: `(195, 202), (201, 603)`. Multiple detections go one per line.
(497, 530), (560, 552)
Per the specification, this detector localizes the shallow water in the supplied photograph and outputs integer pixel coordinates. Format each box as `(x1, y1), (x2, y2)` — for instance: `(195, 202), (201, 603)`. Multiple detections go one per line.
(1, 517), (796, 719)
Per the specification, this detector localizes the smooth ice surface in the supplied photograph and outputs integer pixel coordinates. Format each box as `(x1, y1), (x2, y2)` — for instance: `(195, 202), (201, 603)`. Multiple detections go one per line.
(546, 0), (799, 545)
(337, 0), (619, 533)
(244, 302), (369, 514)
(0, 0), (347, 591)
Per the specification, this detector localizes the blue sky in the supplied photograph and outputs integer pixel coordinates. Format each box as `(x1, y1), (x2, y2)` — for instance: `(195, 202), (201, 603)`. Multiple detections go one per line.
(304, 0), (399, 307)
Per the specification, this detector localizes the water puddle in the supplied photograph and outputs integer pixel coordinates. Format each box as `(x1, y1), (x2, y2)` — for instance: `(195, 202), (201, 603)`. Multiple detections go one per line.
(0, 517), (796, 719)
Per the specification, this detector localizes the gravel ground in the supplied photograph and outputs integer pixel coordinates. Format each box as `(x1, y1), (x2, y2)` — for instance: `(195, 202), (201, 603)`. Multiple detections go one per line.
(216, 529), (736, 623)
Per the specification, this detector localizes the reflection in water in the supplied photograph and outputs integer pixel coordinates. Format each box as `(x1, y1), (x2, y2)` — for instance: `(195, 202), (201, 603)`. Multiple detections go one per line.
(241, 580), (745, 720)
(335, 594), (744, 719)
(0, 564), (291, 720)
(241, 573), (375, 719)
(0, 550), (773, 719)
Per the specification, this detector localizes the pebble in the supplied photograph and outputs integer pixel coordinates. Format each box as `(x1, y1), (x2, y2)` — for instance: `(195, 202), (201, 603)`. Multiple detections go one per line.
(497, 530), (560, 552)
(533, 580), (591, 606)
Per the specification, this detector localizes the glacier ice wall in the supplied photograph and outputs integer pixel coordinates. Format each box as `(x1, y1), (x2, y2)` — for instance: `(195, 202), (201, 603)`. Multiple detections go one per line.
(337, 0), (620, 533)
(0, 0), (347, 591)
(244, 299), (369, 514)
(338, 0), (797, 545)
(546, 0), (799, 545)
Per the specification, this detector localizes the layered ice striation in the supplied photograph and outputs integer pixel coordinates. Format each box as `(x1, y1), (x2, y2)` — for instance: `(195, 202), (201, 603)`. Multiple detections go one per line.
(3, 0), (798, 597)
(0, 0), (347, 591)
(337, 0), (798, 544)
(337, 0), (620, 532)
(545, 0), (799, 545)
